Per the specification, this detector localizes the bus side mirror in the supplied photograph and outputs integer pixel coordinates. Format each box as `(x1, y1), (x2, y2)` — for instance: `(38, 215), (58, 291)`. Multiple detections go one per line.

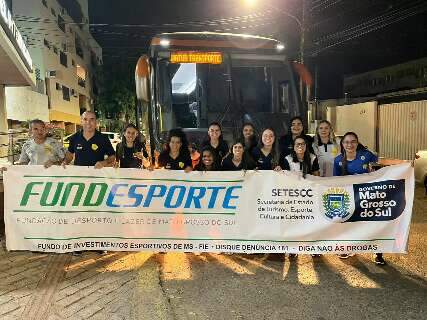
(135, 55), (151, 102)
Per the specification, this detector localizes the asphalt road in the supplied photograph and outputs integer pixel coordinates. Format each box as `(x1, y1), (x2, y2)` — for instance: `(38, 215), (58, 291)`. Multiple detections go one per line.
(0, 187), (425, 320)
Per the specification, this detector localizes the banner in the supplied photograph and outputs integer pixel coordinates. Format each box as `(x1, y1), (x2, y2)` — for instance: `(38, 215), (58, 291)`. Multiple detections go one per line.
(4, 163), (414, 254)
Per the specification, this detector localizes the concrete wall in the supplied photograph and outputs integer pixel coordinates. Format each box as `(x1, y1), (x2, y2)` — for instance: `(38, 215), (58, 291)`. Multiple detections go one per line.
(5, 87), (49, 122)
(327, 102), (378, 152)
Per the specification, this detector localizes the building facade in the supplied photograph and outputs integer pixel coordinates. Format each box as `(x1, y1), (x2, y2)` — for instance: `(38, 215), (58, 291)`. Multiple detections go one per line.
(343, 57), (427, 99)
(8, 0), (102, 133)
(0, 0), (35, 157)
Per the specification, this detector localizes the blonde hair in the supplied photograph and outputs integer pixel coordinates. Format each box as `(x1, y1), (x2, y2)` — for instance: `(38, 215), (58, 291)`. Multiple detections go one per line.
(314, 120), (339, 146)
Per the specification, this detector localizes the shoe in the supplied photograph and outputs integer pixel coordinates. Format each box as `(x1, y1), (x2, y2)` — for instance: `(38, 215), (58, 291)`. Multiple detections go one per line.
(338, 253), (355, 259)
(72, 251), (83, 256)
(374, 253), (386, 265)
(311, 254), (321, 258)
(95, 250), (108, 255)
(288, 253), (298, 259)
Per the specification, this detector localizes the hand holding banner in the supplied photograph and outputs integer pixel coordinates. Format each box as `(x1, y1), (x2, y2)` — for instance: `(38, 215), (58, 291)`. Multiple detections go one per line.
(4, 164), (414, 254)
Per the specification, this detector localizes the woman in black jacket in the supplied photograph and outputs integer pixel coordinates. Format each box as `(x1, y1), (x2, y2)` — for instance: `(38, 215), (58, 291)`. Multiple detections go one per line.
(115, 124), (149, 168)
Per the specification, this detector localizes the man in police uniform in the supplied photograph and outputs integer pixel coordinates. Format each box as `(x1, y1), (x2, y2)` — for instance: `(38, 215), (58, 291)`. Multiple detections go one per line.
(62, 111), (115, 168)
(62, 111), (114, 255)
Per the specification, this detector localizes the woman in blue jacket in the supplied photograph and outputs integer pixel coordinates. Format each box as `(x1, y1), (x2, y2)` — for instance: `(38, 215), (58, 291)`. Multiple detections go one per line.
(333, 132), (385, 265)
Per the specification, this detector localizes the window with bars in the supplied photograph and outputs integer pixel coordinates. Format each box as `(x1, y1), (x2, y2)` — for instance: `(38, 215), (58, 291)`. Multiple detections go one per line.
(58, 15), (66, 32)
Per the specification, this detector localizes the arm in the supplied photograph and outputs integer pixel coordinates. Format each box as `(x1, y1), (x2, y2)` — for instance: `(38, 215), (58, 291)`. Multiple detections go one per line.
(333, 157), (341, 176)
(183, 155), (193, 173)
(311, 157), (320, 176)
(94, 155), (115, 169)
(62, 151), (74, 167)
(94, 136), (116, 169)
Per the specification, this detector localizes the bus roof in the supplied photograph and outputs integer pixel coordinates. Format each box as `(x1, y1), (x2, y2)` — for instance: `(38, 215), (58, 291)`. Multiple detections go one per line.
(151, 32), (282, 51)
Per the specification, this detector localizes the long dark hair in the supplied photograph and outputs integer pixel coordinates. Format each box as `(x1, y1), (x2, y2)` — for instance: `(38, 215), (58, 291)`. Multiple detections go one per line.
(162, 128), (190, 158)
(259, 127), (280, 167)
(240, 123), (258, 151)
(291, 135), (313, 177)
(116, 123), (145, 159)
(339, 132), (367, 176)
(228, 139), (256, 170)
(196, 145), (220, 171)
(204, 121), (224, 144)
(288, 116), (306, 136)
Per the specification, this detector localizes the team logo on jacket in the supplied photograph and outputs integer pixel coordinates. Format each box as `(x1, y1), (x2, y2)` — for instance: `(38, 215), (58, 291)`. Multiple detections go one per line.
(178, 162), (184, 168)
(322, 188), (353, 223)
(91, 144), (98, 151)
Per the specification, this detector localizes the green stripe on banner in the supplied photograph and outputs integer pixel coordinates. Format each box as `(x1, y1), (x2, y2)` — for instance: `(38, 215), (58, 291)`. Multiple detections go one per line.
(23, 236), (395, 242)
(22, 175), (244, 183)
(13, 210), (235, 215)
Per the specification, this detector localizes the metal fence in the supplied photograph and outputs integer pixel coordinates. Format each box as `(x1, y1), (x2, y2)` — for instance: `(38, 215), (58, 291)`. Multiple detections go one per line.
(0, 130), (29, 163)
(0, 128), (65, 164)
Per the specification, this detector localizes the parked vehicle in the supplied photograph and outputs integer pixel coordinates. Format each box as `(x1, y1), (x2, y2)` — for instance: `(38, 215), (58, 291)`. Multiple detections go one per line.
(135, 32), (310, 161)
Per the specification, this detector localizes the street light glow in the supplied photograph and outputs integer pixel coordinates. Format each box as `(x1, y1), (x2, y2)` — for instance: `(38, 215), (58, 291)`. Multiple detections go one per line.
(160, 39), (170, 47)
(276, 43), (285, 51)
(244, 0), (257, 7)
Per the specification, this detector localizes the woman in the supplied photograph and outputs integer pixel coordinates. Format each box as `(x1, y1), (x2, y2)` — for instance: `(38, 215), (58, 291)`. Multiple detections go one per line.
(282, 136), (320, 177)
(115, 124), (149, 168)
(281, 135), (319, 258)
(240, 123), (258, 155)
(158, 128), (192, 171)
(312, 120), (340, 177)
(279, 116), (314, 158)
(189, 143), (200, 169)
(222, 140), (256, 171)
(195, 146), (220, 171)
(251, 128), (281, 170)
(201, 122), (229, 164)
(333, 132), (385, 265)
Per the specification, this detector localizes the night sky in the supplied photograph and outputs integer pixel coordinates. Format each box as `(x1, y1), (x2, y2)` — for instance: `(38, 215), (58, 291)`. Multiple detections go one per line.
(83, 0), (427, 99)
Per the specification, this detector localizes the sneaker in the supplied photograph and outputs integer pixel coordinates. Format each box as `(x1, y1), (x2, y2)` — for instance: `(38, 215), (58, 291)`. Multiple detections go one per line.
(95, 250), (108, 255)
(311, 254), (321, 258)
(338, 253), (355, 259)
(72, 251), (83, 256)
(374, 253), (386, 265)
(288, 253), (298, 259)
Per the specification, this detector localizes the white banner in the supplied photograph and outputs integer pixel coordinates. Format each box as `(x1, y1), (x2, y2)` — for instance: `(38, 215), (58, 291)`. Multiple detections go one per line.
(4, 163), (414, 254)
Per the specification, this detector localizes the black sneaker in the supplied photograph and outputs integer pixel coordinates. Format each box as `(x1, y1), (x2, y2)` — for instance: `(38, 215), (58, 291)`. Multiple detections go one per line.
(288, 253), (298, 259)
(72, 251), (83, 256)
(374, 253), (386, 265)
(311, 254), (321, 258)
(95, 250), (108, 255)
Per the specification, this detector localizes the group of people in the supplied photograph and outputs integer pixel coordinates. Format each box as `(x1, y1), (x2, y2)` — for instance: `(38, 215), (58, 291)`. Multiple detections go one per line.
(2, 111), (385, 265)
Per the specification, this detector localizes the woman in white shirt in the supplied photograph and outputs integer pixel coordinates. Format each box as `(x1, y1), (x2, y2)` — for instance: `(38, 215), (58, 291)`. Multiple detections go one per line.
(312, 120), (340, 177)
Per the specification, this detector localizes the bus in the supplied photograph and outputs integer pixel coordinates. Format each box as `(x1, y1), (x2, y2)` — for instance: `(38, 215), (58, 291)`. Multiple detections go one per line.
(135, 32), (310, 159)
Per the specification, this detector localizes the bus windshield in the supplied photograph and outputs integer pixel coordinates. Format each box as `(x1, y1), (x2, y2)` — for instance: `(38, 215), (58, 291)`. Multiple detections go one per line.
(155, 54), (298, 143)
